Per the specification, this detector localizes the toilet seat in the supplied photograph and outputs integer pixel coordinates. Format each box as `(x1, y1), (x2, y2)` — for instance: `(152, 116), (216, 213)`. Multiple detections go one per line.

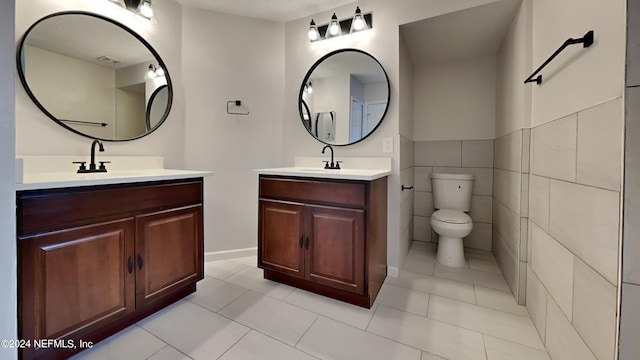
(432, 209), (472, 224)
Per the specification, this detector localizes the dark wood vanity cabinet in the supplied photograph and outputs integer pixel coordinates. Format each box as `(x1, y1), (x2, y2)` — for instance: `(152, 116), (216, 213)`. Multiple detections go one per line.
(258, 175), (387, 308)
(17, 179), (204, 360)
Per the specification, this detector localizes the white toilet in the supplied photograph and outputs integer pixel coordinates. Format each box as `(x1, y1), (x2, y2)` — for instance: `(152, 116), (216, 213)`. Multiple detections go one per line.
(430, 173), (475, 267)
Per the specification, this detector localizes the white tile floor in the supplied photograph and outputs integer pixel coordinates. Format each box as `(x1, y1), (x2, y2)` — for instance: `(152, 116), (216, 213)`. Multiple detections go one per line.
(71, 241), (551, 360)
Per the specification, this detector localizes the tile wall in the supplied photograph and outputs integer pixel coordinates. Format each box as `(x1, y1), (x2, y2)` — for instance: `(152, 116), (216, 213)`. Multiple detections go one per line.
(526, 97), (622, 360)
(493, 129), (530, 304)
(620, 1), (640, 358)
(413, 140), (494, 251)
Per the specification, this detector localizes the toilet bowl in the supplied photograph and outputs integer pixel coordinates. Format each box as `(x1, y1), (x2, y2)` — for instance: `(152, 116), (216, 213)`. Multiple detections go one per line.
(431, 209), (473, 267)
(430, 173), (475, 268)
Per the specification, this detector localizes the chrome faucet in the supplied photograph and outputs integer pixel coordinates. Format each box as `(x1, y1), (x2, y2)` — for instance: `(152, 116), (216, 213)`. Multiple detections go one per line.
(322, 145), (341, 169)
(73, 139), (109, 173)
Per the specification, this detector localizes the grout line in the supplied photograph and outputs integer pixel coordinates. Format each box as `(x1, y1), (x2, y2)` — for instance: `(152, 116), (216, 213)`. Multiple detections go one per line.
(214, 329), (251, 360)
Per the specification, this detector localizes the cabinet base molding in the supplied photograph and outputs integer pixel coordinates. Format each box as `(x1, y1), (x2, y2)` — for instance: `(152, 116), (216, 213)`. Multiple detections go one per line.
(264, 269), (381, 308)
(205, 247), (257, 262)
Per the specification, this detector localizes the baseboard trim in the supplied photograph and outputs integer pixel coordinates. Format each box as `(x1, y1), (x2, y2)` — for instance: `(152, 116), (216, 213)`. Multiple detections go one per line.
(387, 266), (399, 278)
(204, 247), (257, 262)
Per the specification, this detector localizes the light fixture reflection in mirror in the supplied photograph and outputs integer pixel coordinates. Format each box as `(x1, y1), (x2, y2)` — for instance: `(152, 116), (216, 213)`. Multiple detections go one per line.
(17, 11), (172, 141)
(299, 49), (389, 146)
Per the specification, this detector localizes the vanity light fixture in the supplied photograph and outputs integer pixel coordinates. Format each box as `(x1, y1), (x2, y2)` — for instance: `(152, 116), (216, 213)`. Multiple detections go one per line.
(308, 19), (320, 42)
(325, 13), (341, 39)
(103, 0), (158, 24)
(305, 81), (313, 95)
(308, 7), (372, 43)
(350, 6), (369, 33)
(145, 64), (165, 79)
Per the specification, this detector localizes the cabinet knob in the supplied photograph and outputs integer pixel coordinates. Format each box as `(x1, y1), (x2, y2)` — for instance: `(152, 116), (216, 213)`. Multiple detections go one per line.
(299, 235), (303, 248)
(138, 253), (144, 270)
(305, 236), (310, 250)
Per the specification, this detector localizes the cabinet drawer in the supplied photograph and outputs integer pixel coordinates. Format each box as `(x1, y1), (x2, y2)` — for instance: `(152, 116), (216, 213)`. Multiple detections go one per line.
(260, 177), (366, 207)
(18, 179), (203, 235)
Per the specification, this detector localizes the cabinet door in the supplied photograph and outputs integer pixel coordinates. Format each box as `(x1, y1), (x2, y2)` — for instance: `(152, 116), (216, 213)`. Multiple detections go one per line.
(258, 200), (305, 278)
(19, 218), (135, 358)
(135, 205), (203, 308)
(306, 205), (366, 294)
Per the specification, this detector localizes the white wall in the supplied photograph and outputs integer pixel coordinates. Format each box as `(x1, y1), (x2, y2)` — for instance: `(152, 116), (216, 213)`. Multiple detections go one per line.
(399, 32), (414, 271)
(16, 0), (185, 168)
(283, 0), (504, 271)
(0, 0), (16, 358)
(413, 56), (496, 141)
(182, 8), (285, 255)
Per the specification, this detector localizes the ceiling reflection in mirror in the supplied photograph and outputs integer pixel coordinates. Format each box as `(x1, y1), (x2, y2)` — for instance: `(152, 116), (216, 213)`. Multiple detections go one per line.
(17, 11), (173, 141)
(299, 49), (389, 146)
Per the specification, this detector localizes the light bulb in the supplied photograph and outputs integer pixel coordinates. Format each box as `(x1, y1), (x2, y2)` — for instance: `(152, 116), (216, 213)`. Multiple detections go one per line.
(308, 19), (319, 41)
(350, 7), (369, 33)
(326, 13), (341, 38)
(353, 17), (365, 31)
(329, 23), (340, 35)
(306, 82), (313, 94)
(146, 65), (156, 79)
(139, 1), (153, 18)
(155, 67), (165, 77)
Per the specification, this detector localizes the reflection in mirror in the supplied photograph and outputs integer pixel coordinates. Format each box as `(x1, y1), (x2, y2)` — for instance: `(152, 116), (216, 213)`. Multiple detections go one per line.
(299, 48), (389, 146)
(17, 11), (172, 141)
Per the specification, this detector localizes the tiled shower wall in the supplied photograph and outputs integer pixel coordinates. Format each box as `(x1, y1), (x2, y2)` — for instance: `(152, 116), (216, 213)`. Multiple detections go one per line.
(413, 140), (494, 251)
(492, 129), (530, 304)
(525, 98), (622, 360)
(620, 0), (640, 358)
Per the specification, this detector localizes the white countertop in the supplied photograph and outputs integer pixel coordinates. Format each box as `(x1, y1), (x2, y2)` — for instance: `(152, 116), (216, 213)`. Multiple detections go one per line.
(255, 167), (391, 181)
(17, 169), (212, 191)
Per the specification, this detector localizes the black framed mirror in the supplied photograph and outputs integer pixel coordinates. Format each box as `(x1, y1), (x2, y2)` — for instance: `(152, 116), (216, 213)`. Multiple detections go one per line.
(299, 48), (390, 146)
(17, 11), (173, 141)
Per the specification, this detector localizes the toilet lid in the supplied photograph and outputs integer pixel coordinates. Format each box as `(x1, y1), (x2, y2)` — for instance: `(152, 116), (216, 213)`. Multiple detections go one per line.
(432, 209), (472, 224)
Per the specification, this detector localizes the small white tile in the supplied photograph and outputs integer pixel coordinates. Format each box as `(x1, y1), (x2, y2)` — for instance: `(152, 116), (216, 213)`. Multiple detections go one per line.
(549, 180), (619, 284)
(521, 174), (530, 217)
(298, 316), (421, 360)
(491, 231), (518, 295)
(469, 258), (502, 275)
(427, 295), (544, 350)
(414, 191), (434, 217)
(410, 240), (438, 254)
(475, 286), (529, 317)
(147, 346), (192, 360)
(204, 260), (248, 280)
(492, 200), (520, 254)
(187, 276), (247, 312)
(139, 301), (249, 360)
(283, 289), (376, 330)
(70, 326), (166, 360)
(219, 331), (317, 360)
(528, 175), (550, 232)
(572, 259), (617, 360)
(386, 270), (477, 304)
(619, 283), (640, 359)
(525, 266), (547, 340)
(434, 263), (511, 292)
(576, 98), (623, 191)
(462, 140), (494, 168)
(415, 141), (462, 167)
(529, 222), (574, 319)
(219, 291), (317, 346)
(519, 217), (529, 262)
(368, 305), (486, 360)
(531, 114), (577, 181)
(414, 166), (433, 192)
(545, 296), (597, 360)
(224, 267), (295, 300)
(401, 137), (415, 169)
(522, 129), (531, 174)
(465, 222), (492, 251)
(624, 87), (640, 284)
(375, 283), (429, 316)
(469, 195), (493, 223)
(484, 335), (550, 360)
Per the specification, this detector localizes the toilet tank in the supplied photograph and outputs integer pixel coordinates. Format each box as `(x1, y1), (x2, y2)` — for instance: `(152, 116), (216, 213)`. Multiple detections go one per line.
(431, 173), (475, 211)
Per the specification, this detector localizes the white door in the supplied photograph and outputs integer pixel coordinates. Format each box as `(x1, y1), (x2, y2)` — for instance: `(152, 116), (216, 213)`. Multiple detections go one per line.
(350, 97), (364, 143)
(365, 101), (387, 134)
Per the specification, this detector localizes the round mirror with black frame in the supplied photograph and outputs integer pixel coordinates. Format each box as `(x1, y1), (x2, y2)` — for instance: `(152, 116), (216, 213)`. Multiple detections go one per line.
(299, 48), (390, 146)
(16, 11), (173, 141)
